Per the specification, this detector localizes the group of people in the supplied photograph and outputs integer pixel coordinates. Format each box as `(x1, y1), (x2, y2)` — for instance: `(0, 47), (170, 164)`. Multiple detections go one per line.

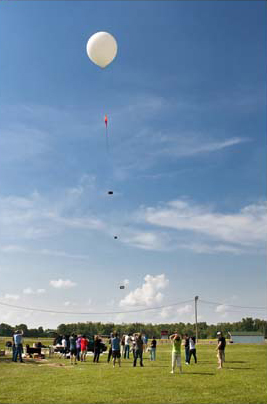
(107, 333), (157, 367)
(10, 329), (226, 372)
(54, 334), (103, 364)
(169, 331), (226, 374)
(53, 332), (154, 367)
(169, 332), (197, 374)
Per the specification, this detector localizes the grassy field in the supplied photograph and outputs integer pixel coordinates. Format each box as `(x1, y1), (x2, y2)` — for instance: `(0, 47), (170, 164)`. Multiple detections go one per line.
(0, 337), (266, 404)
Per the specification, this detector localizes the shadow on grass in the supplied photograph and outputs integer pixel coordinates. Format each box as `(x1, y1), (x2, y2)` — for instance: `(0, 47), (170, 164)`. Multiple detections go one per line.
(226, 367), (254, 370)
(185, 372), (215, 376)
(0, 358), (43, 365)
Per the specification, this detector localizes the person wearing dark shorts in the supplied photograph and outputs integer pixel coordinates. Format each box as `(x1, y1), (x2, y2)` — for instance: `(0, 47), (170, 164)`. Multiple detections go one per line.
(69, 333), (77, 365)
(111, 333), (121, 367)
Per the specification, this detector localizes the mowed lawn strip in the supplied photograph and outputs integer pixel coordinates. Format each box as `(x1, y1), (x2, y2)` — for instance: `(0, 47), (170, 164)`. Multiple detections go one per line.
(0, 340), (266, 404)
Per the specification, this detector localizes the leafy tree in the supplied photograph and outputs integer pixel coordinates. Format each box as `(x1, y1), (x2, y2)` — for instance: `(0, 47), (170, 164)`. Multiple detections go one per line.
(0, 323), (14, 336)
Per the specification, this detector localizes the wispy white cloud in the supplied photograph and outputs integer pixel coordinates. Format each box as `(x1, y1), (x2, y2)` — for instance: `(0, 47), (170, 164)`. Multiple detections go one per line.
(37, 289), (46, 294)
(120, 274), (169, 307)
(178, 242), (243, 255)
(0, 97), (253, 181)
(141, 199), (267, 248)
(121, 231), (168, 251)
(159, 304), (193, 321)
(64, 301), (77, 307)
(177, 304), (193, 315)
(215, 304), (230, 318)
(0, 181), (105, 241)
(3, 293), (20, 301)
(0, 245), (27, 253)
(0, 183), (265, 256)
(50, 279), (77, 289)
(113, 130), (248, 177)
(0, 244), (93, 261)
(160, 306), (174, 319)
(23, 288), (34, 295)
(151, 135), (249, 159)
(23, 287), (46, 295)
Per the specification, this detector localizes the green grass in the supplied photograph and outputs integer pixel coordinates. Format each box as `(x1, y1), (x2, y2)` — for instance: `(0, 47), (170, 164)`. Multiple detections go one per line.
(0, 338), (266, 404)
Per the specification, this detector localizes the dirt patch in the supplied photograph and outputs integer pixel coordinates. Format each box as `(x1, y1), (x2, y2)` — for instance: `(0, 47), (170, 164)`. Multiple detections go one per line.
(38, 362), (66, 367)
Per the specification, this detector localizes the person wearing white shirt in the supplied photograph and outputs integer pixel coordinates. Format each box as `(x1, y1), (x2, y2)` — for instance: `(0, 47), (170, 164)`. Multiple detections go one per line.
(61, 336), (68, 358)
(188, 336), (197, 364)
(124, 334), (131, 359)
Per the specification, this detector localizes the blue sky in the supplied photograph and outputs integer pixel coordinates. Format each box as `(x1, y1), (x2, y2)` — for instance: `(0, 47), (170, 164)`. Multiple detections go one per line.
(0, 1), (266, 328)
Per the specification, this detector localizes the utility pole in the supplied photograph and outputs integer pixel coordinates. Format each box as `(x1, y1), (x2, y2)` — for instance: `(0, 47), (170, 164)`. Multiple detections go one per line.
(195, 296), (199, 342)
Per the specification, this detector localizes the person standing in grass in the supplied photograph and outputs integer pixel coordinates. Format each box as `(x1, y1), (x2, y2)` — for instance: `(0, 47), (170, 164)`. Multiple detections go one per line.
(188, 336), (197, 364)
(183, 333), (190, 364)
(131, 334), (136, 359)
(216, 331), (226, 369)
(150, 336), (157, 361)
(107, 333), (113, 363)
(13, 330), (24, 363)
(93, 335), (101, 363)
(76, 334), (82, 361)
(133, 333), (144, 367)
(69, 333), (77, 365)
(120, 334), (125, 358)
(142, 334), (148, 353)
(111, 332), (121, 368)
(80, 335), (88, 362)
(12, 335), (16, 362)
(124, 334), (131, 359)
(61, 336), (68, 358)
(169, 332), (182, 374)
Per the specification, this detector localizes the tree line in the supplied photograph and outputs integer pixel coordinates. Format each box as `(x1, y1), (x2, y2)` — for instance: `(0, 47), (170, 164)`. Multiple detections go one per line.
(0, 317), (266, 338)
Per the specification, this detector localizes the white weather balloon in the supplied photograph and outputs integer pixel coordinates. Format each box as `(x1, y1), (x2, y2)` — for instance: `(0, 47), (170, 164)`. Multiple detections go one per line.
(86, 32), (118, 68)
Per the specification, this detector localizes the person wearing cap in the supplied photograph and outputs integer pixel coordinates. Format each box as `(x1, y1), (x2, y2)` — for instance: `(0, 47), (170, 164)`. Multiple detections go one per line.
(216, 331), (226, 369)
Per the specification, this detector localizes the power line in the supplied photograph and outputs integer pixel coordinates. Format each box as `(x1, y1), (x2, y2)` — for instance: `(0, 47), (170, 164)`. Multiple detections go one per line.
(0, 297), (265, 316)
(199, 299), (266, 311)
(0, 298), (194, 316)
